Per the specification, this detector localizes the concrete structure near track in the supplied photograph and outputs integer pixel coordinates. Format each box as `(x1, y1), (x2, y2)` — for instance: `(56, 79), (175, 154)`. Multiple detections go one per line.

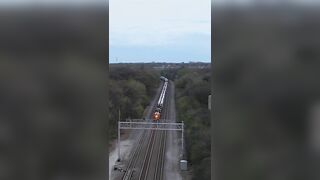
(180, 160), (188, 171)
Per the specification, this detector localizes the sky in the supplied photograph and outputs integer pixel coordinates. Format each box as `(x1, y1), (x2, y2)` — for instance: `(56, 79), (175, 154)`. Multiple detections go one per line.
(1, 0), (318, 63)
(109, 0), (211, 63)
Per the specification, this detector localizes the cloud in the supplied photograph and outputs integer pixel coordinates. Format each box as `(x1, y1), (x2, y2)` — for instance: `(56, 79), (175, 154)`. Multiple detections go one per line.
(109, 0), (211, 47)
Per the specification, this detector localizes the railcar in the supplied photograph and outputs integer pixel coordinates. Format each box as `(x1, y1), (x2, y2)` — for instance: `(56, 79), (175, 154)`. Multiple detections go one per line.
(152, 77), (168, 121)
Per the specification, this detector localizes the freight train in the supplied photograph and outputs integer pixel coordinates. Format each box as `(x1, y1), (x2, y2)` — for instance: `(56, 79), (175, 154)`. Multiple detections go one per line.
(152, 76), (168, 121)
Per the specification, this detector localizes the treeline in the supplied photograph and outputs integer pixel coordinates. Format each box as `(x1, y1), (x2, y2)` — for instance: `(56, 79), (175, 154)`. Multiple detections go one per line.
(109, 65), (160, 140)
(171, 67), (211, 180)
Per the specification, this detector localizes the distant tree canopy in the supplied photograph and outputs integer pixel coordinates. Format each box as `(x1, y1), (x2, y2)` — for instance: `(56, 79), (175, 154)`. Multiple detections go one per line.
(160, 68), (178, 80)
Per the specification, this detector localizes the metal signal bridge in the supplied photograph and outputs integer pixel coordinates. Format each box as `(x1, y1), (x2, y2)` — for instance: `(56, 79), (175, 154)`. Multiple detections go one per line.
(117, 119), (185, 162)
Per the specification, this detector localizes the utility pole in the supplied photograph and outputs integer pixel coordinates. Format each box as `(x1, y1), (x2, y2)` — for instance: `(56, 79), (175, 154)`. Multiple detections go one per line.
(182, 121), (184, 157)
(208, 94), (211, 110)
(180, 121), (188, 171)
(117, 109), (121, 161)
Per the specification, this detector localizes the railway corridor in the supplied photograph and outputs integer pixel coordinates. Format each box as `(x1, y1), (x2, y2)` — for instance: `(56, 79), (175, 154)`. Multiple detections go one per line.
(110, 80), (182, 180)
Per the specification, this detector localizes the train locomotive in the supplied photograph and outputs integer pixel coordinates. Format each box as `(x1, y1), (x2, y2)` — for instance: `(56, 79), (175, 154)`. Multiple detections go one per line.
(152, 76), (168, 121)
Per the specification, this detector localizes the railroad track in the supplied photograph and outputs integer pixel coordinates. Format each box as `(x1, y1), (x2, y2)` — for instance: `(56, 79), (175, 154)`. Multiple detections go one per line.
(137, 126), (167, 180)
(153, 129), (167, 180)
(120, 81), (170, 180)
(137, 82), (170, 180)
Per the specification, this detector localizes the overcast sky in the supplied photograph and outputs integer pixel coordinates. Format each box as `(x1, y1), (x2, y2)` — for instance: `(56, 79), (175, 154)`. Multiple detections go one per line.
(2, 0), (318, 63)
(109, 0), (211, 63)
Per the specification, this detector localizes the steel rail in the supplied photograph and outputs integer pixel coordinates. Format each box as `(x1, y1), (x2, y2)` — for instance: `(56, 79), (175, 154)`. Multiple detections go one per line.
(120, 80), (170, 180)
(121, 130), (148, 179)
(140, 81), (170, 180)
(138, 130), (157, 180)
(120, 82), (164, 180)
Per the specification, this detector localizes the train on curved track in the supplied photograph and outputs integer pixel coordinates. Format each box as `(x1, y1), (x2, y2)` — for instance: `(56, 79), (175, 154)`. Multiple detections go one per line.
(152, 76), (168, 121)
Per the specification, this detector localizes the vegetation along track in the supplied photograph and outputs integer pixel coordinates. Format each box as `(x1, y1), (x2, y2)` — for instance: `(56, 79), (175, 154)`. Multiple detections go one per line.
(120, 81), (170, 180)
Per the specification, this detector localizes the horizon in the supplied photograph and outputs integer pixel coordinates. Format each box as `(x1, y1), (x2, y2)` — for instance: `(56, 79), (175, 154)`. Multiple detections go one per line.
(109, 61), (211, 64)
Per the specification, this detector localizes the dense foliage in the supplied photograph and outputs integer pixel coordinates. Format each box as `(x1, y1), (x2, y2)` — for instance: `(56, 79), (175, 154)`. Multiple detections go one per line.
(109, 65), (160, 140)
(172, 67), (211, 180)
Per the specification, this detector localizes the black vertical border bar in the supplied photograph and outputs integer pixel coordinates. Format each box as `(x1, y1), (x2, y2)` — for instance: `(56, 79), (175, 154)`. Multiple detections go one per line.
(106, 0), (109, 180)
(106, 1), (110, 179)
(211, 1), (215, 180)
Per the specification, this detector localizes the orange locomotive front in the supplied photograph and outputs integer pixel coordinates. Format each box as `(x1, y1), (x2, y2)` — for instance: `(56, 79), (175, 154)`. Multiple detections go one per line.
(152, 107), (161, 121)
(152, 111), (160, 121)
